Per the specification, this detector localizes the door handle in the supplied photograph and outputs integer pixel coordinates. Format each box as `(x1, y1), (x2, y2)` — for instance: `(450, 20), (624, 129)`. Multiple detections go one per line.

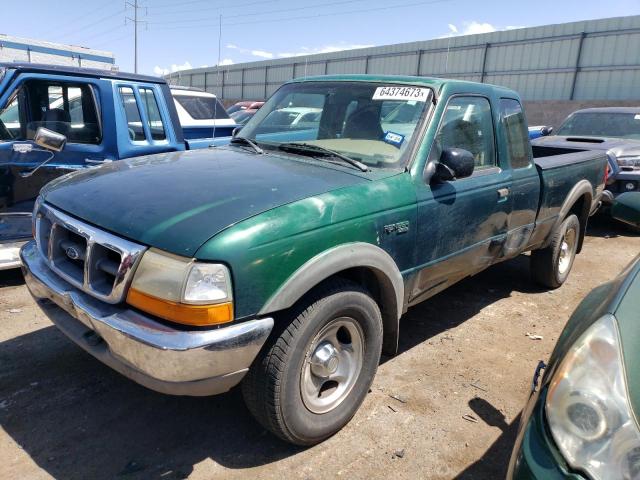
(497, 188), (510, 201)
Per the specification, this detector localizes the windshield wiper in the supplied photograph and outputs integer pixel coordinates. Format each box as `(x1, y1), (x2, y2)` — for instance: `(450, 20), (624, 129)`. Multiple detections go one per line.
(230, 137), (264, 154)
(277, 142), (369, 172)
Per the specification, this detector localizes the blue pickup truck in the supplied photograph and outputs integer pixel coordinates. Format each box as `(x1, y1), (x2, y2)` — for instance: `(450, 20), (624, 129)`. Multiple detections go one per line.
(0, 63), (223, 268)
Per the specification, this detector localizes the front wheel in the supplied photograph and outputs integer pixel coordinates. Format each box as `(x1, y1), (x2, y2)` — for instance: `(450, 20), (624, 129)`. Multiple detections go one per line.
(242, 279), (383, 445)
(531, 214), (580, 289)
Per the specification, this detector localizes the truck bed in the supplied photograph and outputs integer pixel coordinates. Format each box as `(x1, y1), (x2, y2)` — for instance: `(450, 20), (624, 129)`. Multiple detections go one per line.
(528, 145), (607, 249)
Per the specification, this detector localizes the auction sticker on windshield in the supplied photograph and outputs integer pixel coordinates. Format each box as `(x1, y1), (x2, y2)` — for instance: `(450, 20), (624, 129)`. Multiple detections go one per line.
(373, 86), (429, 102)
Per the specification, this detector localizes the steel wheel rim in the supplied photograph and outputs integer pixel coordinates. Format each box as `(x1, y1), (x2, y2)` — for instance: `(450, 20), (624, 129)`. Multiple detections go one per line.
(300, 317), (364, 414)
(558, 227), (577, 275)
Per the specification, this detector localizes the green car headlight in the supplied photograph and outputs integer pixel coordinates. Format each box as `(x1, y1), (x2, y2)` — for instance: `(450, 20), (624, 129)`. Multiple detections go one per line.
(546, 314), (640, 480)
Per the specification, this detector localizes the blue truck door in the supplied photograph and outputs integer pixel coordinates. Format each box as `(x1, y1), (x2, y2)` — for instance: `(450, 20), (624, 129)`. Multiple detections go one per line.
(410, 94), (513, 305)
(0, 74), (111, 245)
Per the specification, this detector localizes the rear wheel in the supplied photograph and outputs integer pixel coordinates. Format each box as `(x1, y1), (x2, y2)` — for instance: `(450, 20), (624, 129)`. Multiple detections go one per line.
(531, 214), (580, 289)
(242, 279), (383, 446)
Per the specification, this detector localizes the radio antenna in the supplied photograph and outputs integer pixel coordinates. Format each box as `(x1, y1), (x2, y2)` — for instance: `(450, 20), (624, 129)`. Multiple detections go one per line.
(212, 14), (222, 144)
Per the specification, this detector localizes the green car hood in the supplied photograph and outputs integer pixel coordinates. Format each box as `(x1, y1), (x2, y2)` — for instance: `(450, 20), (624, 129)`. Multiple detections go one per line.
(41, 148), (371, 256)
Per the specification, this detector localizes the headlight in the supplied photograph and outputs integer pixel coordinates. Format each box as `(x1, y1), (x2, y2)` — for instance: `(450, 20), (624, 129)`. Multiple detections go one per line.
(126, 248), (233, 326)
(617, 156), (640, 168)
(546, 314), (639, 480)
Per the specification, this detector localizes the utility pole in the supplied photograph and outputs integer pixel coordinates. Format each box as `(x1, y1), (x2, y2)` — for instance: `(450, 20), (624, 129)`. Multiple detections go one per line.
(125, 0), (147, 73)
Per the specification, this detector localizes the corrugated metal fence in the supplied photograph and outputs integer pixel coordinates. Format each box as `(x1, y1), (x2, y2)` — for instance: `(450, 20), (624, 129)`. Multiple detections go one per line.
(166, 15), (640, 102)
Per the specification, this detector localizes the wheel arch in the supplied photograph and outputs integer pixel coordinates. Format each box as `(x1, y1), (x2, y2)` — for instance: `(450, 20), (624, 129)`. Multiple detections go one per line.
(258, 242), (404, 356)
(549, 180), (593, 253)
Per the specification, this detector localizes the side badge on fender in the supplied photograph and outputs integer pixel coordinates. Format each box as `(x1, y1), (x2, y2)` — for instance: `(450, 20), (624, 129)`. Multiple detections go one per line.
(384, 221), (410, 235)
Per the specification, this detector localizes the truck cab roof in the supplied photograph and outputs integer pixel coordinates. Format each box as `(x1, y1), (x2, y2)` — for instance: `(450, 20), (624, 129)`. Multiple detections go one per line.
(0, 62), (165, 84)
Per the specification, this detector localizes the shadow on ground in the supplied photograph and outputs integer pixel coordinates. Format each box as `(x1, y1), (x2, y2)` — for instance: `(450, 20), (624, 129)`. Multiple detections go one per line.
(0, 254), (541, 479)
(455, 398), (521, 479)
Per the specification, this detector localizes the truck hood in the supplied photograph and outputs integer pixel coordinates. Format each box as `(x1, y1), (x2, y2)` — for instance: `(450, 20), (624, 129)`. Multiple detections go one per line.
(533, 135), (640, 158)
(41, 148), (370, 256)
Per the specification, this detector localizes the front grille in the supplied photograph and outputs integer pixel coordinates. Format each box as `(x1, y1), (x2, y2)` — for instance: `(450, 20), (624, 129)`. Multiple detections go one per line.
(35, 203), (147, 304)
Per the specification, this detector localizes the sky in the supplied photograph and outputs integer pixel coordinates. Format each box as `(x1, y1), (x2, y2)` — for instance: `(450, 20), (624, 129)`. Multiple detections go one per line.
(2, 0), (640, 76)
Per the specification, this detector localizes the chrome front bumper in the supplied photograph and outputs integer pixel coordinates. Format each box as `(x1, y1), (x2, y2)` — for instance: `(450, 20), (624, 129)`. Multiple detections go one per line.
(20, 241), (274, 396)
(0, 240), (28, 270)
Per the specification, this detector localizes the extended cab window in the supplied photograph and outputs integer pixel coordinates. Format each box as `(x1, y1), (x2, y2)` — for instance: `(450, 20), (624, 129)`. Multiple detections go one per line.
(500, 98), (531, 169)
(139, 88), (166, 141)
(119, 87), (145, 141)
(430, 96), (496, 170)
(0, 81), (101, 144)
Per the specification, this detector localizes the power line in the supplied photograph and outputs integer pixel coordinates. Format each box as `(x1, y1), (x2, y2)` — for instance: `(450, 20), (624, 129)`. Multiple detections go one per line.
(57, 8), (127, 41)
(156, 0), (451, 30)
(53, 2), (116, 40)
(148, 0), (278, 17)
(148, 0), (371, 26)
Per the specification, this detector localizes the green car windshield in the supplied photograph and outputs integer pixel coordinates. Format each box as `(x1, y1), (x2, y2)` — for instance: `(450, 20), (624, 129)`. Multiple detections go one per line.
(238, 81), (432, 168)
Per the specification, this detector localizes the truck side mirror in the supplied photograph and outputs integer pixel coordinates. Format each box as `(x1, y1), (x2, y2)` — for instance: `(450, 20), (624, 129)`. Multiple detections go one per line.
(540, 126), (553, 137)
(435, 148), (475, 182)
(35, 127), (66, 152)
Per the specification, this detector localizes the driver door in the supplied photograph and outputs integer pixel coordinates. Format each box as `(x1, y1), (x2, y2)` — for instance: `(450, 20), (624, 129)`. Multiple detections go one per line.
(410, 95), (513, 305)
(0, 75), (107, 244)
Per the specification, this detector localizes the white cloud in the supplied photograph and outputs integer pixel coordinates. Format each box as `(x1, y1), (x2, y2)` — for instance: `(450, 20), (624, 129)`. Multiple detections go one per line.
(153, 61), (193, 76)
(219, 58), (234, 66)
(444, 21), (527, 38)
(461, 21), (497, 35)
(251, 50), (274, 59)
(278, 43), (374, 58)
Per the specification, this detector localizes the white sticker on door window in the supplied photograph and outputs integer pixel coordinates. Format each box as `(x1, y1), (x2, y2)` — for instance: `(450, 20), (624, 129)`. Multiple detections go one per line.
(372, 86), (429, 102)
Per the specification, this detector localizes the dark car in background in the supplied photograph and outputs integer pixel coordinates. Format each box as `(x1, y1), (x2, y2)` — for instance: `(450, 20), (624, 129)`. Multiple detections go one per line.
(533, 108), (640, 205)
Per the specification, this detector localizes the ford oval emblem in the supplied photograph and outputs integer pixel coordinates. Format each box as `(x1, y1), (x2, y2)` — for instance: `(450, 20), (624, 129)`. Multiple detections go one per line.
(66, 246), (80, 260)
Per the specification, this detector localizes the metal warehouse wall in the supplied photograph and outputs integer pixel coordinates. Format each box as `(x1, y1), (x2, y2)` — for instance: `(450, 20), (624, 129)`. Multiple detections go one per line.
(0, 34), (115, 69)
(166, 15), (640, 102)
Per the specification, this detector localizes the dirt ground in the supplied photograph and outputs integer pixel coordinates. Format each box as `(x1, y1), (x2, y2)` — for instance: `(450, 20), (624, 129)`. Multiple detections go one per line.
(0, 218), (638, 480)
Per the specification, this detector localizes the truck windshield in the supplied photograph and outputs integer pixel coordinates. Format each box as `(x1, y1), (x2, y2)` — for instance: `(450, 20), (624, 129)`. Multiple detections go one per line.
(556, 112), (640, 140)
(238, 81), (432, 169)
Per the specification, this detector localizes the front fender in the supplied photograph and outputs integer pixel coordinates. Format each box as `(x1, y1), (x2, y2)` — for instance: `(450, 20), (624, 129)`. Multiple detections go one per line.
(258, 242), (404, 320)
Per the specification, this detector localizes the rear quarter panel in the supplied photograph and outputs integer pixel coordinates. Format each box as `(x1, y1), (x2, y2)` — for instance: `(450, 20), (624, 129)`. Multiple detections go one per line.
(535, 151), (606, 229)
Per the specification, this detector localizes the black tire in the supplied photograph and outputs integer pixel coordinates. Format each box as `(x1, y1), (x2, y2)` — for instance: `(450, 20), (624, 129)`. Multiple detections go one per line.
(531, 214), (580, 289)
(242, 279), (383, 446)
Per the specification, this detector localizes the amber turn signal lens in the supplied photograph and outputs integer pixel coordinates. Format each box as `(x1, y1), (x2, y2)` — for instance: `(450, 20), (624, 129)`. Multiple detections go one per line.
(126, 288), (233, 326)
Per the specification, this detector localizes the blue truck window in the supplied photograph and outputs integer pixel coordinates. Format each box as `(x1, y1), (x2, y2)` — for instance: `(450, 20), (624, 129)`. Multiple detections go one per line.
(1, 81), (100, 145)
(119, 86), (145, 141)
(0, 92), (21, 140)
(430, 96), (496, 170)
(500, 98), (531, 169)
(39, 83), (101, 145)
(139, 88), (166, 141)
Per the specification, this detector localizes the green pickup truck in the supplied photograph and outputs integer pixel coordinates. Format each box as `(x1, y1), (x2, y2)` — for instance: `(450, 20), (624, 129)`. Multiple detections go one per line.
(20, 75), (608, 445)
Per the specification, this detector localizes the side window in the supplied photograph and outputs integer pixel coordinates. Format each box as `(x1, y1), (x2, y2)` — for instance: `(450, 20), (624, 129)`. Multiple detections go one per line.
(139, 88), (166, 141)
(500, 98), (531, 169)
(430, 96), (496, 170)
(3, 82), (102, 144)
(119, 86), (145, 141)
(0, 91), (23, 141)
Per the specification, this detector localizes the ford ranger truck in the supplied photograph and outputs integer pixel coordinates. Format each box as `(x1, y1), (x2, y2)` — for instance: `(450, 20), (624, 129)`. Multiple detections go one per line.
(20, 75), (608, 446)
(0, 63), (227, 269)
